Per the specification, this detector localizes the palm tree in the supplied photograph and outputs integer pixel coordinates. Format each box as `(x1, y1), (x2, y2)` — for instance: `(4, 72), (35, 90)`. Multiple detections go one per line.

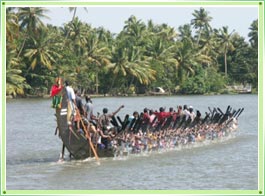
(6, 8), (19, 48)
(110, 41), (156, 92)
(145, 35), (178, 89)
(84, 31), (112, 94)
(175, 38), (212, 85)
(63, 17), (89, 56)
(65, 7), (88, 41)
(215, 26), (235, 76)
(17, 7), (50, 57)
(121, 15), (148, 48)
(24, 28), (62, 70)
(191, 7), (212, 45)
(248, 19), (258, 48)
(178, 24), (193, 41)
(6, 50), (31, 97)
(18, 7), (49, 32)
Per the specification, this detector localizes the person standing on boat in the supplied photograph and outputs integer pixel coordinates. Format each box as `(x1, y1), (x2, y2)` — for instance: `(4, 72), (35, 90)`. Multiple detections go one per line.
(84, 95), (94, 122)
(74, 90), (84, 133)
(50, 77), (63, 109)
(75, 90), (84, 115)
(65, 80), (76, 125)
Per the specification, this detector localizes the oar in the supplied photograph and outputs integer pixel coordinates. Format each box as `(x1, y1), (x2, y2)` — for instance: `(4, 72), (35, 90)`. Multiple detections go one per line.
(172, 116), (181, 129)
(210, 108), (216, 120)
(113, 114), (130, 138)
(208, 107), (213, 115)
(217, 107), (224, 115)
(233, 108), (241, 118)
(111, 116), (120, 127)
(236, 108), (244, 119)
(117, 116), (123, 127)
(162, 116), (173, 130)
(201, 112), (210, 124)
(79, 114), (99, 162)
(225, 105), (230, 114)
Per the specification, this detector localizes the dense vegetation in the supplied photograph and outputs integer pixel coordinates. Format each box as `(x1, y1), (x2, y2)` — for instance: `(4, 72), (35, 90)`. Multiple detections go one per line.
(6, 7), (258, 97)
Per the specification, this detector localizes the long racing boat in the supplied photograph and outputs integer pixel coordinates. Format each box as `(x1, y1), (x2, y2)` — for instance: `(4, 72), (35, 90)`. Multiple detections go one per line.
(54, 87), (243, 160)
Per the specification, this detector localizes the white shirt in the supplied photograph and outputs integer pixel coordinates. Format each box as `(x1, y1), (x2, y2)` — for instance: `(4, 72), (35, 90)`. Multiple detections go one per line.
(66, 86), (75, 101)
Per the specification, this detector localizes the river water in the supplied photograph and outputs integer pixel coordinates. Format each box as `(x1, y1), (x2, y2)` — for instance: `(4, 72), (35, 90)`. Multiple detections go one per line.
(6, 94), (258, 190)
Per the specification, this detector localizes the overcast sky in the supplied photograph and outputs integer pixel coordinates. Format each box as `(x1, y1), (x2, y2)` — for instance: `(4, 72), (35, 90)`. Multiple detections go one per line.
(42, 6), (258, 41)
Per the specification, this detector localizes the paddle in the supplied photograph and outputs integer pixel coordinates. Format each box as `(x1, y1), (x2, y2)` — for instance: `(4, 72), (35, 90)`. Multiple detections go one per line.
(201, 112), (210, 124)
(162, 116), (173, 130)
(208, 107), (213, 115)
(111, 116), (120, 127)
(121, 114), (129, 131)
(236, 108), (244, 119)
(112, 114), (130, 138)
(80, 118), (100, 162)
(74, 104), (99, 162)
(217, 107), (224, 115)
(233, 108), (241, 118)
(117, 116), (123, 127)
(225, 105), (230, 114)
(172, 116), (181, 129)
(210, 108), (216, 120)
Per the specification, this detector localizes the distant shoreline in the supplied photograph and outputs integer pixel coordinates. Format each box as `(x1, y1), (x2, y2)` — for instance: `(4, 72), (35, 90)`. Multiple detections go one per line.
(6, 91), (257, 99)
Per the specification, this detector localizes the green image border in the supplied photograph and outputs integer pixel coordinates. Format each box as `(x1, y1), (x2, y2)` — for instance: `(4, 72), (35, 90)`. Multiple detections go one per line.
(1, 0), (264, 195)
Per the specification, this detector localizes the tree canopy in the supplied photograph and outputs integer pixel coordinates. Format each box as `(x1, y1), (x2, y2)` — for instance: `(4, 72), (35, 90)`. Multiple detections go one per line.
(6, 7), (258, 97)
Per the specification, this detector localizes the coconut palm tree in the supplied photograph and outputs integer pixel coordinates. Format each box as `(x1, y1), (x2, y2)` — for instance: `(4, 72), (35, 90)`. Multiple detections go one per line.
(248, 19), (258, 48)
(215, 26), (235, 76)
(6, 8), (19, 48)
(84, 31), (112, 94)
(175, 37), (212, 86)
(6, 51), (31, 97)
(191, 7), (212, 45)
(178, 24), (193, 42)
(17, 7), (50, 57)
(24, 27), (62, 70)
(64, 7), (88, 40)
(63, 17), (90, 56)
(110, 40), (156, 92)
(18, 7), (49, 32)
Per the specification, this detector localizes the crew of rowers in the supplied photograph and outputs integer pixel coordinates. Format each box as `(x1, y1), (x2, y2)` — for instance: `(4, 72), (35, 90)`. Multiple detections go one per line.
(64, 86), (240, 155)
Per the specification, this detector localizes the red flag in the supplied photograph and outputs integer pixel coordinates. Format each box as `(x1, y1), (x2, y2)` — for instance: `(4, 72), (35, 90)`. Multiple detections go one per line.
(50, 85), (63, 97)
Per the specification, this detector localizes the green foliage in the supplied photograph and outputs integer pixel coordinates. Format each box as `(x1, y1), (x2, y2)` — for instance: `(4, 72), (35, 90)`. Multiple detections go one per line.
(5, 8), (258, 96)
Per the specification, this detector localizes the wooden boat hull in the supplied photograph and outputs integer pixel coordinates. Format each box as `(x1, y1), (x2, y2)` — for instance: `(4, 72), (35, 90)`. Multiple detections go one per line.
(56, 88), (114, 159)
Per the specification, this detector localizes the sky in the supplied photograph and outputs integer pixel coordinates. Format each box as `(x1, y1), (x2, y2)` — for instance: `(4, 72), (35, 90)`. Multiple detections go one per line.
(42, 6), (258, 40)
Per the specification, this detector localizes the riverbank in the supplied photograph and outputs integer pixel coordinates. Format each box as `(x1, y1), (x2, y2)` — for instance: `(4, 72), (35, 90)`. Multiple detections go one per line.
(6, 91), (257, 100)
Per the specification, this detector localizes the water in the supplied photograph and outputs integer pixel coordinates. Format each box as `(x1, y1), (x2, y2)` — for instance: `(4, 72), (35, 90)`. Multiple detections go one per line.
(6, 94), (258, 190)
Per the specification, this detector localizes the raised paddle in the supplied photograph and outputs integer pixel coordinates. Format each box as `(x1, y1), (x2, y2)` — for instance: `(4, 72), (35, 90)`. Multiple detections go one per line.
(236, 108), (244, 119)
(111, 116), (120, 127)
(217, 107), (224, 115)
(80, 118), (100, 162)
(117, 116), (123, 126)
(208, 107), (213, 115)
(233, 108), (241, 118)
